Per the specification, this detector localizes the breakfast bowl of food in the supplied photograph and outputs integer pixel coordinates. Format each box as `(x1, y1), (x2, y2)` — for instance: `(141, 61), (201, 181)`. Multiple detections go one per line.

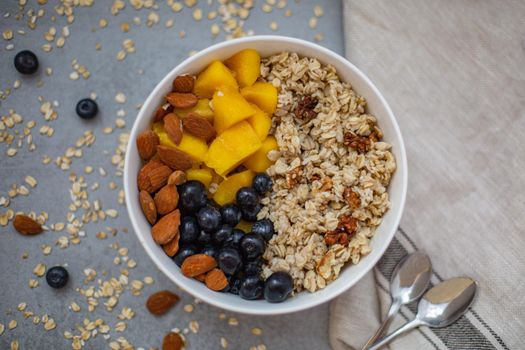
(124, 35), (407, 315)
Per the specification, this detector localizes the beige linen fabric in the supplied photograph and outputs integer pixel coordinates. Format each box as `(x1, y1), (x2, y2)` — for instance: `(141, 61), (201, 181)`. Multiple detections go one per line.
(330, 0), (525, 349)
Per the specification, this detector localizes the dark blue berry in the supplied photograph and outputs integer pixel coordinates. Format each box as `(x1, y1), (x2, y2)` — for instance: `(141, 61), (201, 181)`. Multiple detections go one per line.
(173, 244), (198, 267)
(264, 271), (293, 303)
(244, 261), (262, 277)
(236, 187), (259, 209)
(179, 181), (207, 213)
(196, 230), (212, 245)
(241, 204), (262, 222)
(220, 204), (242, 226)
(228, 275), (242, 295)
(223, 228), (244, 248)
(76, 98), (98, 119)
(197, 205), (221, 233)
(201, 245), (219, 259)
(179, 216), (199, 244)
(212, 224), (233, 246)
(252, 219), (275, 241)
(252, 173), (273, 194)
(240, 233), (266, 261)
(239, 275), (264, 300)
(46, 266), (69, 289)
(14, 50), (39, 74)
(218, 247), (242, 276)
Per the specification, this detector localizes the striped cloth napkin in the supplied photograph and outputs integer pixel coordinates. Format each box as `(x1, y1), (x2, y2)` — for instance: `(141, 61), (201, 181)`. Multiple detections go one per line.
(329, 1), (525, 349)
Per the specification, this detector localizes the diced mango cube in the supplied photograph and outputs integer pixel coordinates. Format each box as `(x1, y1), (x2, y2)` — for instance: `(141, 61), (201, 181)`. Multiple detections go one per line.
(244, 136), (278, 172)
(224, 49), (261, 87)
(152, 122), (177, 148)
(186, 168), (213, 187)
(174, 98), (214, 122)
(235, 220), (253, 233)
(240, 82), (278, 115)
(213, 170), (255, 206)
(205, 121), (262, 176)
(212, 88), (256, 134)
(247, 104), (272, 140)
(175, 133), (208, 162)
(194, 61), (238, 98)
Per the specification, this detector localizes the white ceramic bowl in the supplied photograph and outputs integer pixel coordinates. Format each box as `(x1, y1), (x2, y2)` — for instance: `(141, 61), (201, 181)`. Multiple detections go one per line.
(124, 35), (407, 315)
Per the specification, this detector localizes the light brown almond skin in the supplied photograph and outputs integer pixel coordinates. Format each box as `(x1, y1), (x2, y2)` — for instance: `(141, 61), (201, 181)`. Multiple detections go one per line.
(205, 268), (228, 291)
(181, 254), (217, 277)
(146, 290), (180, 316)
(154, 103), (173, 122)
(162, 234), (180, 257)
(166, 92), (198, 109)
(163, 113), (183, 145)
(163, 332), (184, 350)
(182, 113), (216, 142)
(151, 209), (180, 244)
(137, 159), (164, 192)
(144, 165), (172, 194)
(167, 170), (187, 186)
(172, 75), (195, 93)
(157, 145), (192, 171)
(139, 190), (157, 225)
(13, 215), (43, 235)
(154, 184), (179, 215)
(136, 130), (160, 160)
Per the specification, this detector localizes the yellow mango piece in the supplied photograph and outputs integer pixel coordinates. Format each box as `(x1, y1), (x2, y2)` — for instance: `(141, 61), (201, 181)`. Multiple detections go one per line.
(240, 82), (278, 115)
(244, 136), (278, 172)
(205, 121), (262, 176)
(153, 122), (208, 162)
(247, 104), (272, 140)
(235, 220), (253, 233)
(152, 122), (176, 148)
(174, 98), (214, 122)
(224, 49), (261, 87)
(194, 61), (238, 98)
(186, 168), (213, 187)
(213, 170), (255, 206)
(212, 88), (256, 134)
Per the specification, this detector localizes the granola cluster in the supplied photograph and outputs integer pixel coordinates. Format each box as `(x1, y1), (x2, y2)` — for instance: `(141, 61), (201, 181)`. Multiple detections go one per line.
(258, 52), (396, 292)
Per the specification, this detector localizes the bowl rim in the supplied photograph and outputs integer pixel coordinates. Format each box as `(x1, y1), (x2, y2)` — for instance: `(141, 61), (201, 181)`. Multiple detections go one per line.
(124, 35), (408, 315)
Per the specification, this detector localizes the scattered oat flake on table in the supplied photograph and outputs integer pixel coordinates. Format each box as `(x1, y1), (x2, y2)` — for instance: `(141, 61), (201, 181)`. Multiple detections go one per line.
(115, 92), (126, 104)
(8, 320), (17, 329)
(33, 262), (46, 276)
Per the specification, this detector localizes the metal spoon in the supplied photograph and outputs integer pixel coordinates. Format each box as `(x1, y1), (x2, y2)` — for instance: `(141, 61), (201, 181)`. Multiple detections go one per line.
(362, 251), (432, 350)
(368, 277), (478, 350)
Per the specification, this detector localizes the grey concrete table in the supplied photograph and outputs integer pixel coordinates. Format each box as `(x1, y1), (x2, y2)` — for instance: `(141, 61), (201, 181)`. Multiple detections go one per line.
(0, 1), (343, 349)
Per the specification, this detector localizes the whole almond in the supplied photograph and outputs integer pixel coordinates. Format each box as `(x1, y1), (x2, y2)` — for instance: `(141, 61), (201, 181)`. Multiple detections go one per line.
(164, 113), (183, 145)
(157, 145), (192, 171)
(136, 130), (160, 160)
(172, 75), (195, 93)
(151, 209), (180, 244)
(162, 234), (179, 257)
(144, 165), (172, 193)
(166, 92), (198, 109)
(154, 103), (173, 122)
(154, 184), (179, 215)
(146, 290), (180, 316)
(205, 268), (228, 291)
(181, 254), (217, 277)
(13, 215), (43, 235)
(163, 332), (184, 350)
(182, 113), (216, 142)
(137, 159), (164, 192)
(139, 190), (157, 225)
(168, 170), (187, 186)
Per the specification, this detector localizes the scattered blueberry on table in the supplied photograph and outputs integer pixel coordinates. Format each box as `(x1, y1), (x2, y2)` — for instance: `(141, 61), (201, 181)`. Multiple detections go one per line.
(46, 266), (69, 289)
(75, 98), (98, 119)
(14, 50), (39, 74)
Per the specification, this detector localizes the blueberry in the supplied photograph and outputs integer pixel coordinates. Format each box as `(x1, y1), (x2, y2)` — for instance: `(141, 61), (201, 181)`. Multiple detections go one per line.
(173, 244), (198, 267)
(236, 187), (259, 209)
(223, 228), (244, 248)
(179, 216), (199, 244)
(212, 224), (233, 246)
(239, 275), (264, 300)
(218, 247), (242, 276)
(197, 205), (222, 233)
(14, 50), (39, 74)
(244, 261), (262, 277)
(241, 204), (262, 222)
(179, 181), (207, 213)
(264, 271), (294, 303)
(196, 230), (212, 245)
(76, 98), (98, 119)
(252, 219), (275, 241)
(240, 233), (266, 261)
(220, 204), (242, 226)
(228, 275), (242, 295)
(201, 245), (219, 259)
(252, 173), (273, 194)
(46, 266), (69, 289)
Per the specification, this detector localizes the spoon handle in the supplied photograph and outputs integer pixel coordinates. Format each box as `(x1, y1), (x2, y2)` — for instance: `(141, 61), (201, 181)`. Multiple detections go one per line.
(361, 299), (402, 350)
(368, 318), (423, 350)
